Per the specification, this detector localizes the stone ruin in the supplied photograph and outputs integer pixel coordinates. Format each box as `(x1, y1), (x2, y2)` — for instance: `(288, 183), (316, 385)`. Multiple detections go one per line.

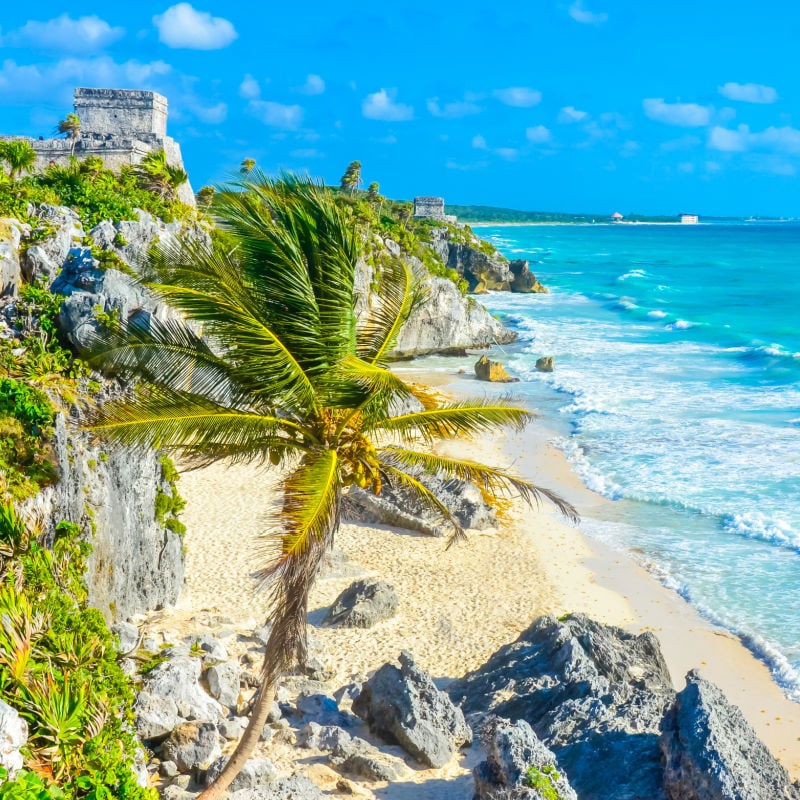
(413, 196), (457, 223)
(1, 88), (194, 205)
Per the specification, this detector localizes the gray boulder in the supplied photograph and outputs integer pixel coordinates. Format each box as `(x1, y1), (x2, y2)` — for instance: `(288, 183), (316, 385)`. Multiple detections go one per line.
(205, 756), (277, 792)
(133, 691), (183, 741)
(509, 260), (548, 294)
(323, 579), (398, 629)
(450, 613), (675, 800)
(111, 621), (139, 653)
(329, 736), (407, 782)
(0, 699), (28, 778)
(22, 205), (83, 285)
(205, 661), (240, 708)
(535, 356), (555, 373)
(161, 721), (221, 773)
(142, 655), (224, 722)
(343, 469), (496, 537)
(0, 219), (26, 296)
(298, 722), (352, 751)
(353, 650), (472, 767)
(226, 775), (324, 800)
(661, 670), (800, 800)
(474, 716), (577, 800)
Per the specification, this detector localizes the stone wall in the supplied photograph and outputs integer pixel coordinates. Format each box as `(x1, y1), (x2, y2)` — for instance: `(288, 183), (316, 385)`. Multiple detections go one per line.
(414, 196), (446, 219)
(74, 88), (168, 138)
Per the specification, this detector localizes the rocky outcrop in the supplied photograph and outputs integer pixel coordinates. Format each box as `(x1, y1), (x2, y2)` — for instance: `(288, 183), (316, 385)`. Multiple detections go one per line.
(510, 260), (548, 294)
(475, 355), (518, 383)
(343, 468), (496, 537)
(353, 650), (472, 768)
(450, 614), (675, 800)
(31, 412), (184, 621)
(0, 700), (28, 778)
(21, 205), (83, 285)
(661, 671), (800, 800)
(0, 219), (26, 296)
(535, 356), (554, 373)
(323, 579), (398, 629)
(474, 716), (578, 800)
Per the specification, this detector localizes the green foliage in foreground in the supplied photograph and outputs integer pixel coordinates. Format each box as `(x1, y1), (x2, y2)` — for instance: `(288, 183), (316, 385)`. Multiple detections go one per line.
(0, 154), (193, 228)
(525, 764), (564, 800)
(0, 504), (156, 800)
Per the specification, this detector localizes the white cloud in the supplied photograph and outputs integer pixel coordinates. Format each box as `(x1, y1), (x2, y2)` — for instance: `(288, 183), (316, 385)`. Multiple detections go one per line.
(559, 106), (588, 124)
(299, 74), (325, 95)
(568, 1), (608, 25)
(362, 88), (413, 121)
(493, 87), (542, 107)
(708, 125), (749, 152)
(5, 14), (124, 52)
(709, 124), (800, 155)
(153, 3), (237, 50)
(472, 134), (488, 149)
(643, 98), (711, 127)
(0, 57), (171, 104)
(718, 82), (778, 104)
(192, 101), (227, 123)
(239, 74), (260, 99)
(495, 147), (518, 160)
(249, 100), (303, 129)
(526, 125), (551, 143)
(427, 97), (482, 119)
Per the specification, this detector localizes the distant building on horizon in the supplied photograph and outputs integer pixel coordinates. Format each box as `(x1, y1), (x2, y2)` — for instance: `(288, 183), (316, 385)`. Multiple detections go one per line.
(413, 196), (457, 223)
(611, 212), (624, 222)
(679, 213), (699, 224)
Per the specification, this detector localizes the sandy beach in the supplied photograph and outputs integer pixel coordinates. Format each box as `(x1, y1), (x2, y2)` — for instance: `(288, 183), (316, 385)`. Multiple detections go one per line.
(169, 368), (800, 785)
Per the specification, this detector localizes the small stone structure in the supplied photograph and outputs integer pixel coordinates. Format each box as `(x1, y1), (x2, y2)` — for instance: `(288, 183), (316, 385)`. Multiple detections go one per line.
(1, 87), (194, 205)
(413, 196), (457, 223)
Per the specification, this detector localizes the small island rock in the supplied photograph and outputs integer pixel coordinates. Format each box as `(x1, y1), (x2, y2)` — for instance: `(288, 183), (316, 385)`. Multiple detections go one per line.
(535, 356), (554, 373)
(475, 355), (519, 383)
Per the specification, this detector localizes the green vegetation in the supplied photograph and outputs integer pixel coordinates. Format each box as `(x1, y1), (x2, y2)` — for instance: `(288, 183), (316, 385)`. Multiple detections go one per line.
(56, 114), (81, 157)
(0, 140), (37, 180)
(525, 764), (564, 800)
(86, 173), (576, 798)
(0, 503), (156, 800)
(154, 457), (186, 537)
(0, 154), (193, 228)
(339, 160), (362, 192)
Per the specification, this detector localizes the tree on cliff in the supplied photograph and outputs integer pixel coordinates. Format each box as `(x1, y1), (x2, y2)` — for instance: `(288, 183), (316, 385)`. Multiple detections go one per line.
(0, 140), (37, 180)
(340, 160), (362, 192)
(86, 173), (577, 799)
(134, 150), (188, 202)
(240, 157), (256, 173)
(56, 113), (81, 157)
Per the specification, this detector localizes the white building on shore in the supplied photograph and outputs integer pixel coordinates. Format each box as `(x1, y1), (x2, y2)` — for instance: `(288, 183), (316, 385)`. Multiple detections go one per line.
(679, 213), (699, 224)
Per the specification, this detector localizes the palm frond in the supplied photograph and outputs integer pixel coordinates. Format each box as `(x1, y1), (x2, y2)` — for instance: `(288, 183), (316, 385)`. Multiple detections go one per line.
(375, 400), (532, 441)
(356, 257), (427, 364)
(378, 463), (466, 546)
(380, 446), (579, 523)
(86, 388), (314, 453)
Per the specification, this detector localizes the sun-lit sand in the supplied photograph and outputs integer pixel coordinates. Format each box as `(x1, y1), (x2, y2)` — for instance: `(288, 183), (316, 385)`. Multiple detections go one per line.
(167, 369), (800, 788)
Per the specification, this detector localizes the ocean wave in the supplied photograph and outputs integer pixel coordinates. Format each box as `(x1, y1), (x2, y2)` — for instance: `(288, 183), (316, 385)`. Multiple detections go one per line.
(665, 319), (693, 330)
(646, 309), (667, 319)
(554, 437), (624, 499)
(722, 512), (800, 550)
(617, 269), (647, 281)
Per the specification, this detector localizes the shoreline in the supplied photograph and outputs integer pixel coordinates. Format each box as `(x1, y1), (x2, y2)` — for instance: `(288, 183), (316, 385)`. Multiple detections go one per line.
(405, 365), (800, 776)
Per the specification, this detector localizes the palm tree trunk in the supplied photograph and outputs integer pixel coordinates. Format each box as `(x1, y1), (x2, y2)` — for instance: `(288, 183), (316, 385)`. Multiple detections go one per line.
(197, 531), (332, 799)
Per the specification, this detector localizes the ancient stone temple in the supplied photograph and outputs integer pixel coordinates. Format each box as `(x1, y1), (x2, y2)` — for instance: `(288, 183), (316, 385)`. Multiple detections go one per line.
(1, 87), (194, 205)
(413, 196), (457, 223)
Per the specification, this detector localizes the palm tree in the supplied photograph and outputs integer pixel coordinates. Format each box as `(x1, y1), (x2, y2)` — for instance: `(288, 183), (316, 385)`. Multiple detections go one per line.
(135, 150), (188, 202)
(0, 140), (37, 180)
(85, 174), (576, 799)
(340, 160), (362, 193)
(240, 157), (256, 173)
(56, 113), (81, 157)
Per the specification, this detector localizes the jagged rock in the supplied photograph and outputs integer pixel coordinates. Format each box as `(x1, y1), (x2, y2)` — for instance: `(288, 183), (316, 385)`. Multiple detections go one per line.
(443, 236), (513, 292)
(162, 721), (221, 773)
(226, 775), (324, 800)
(111, 621), (139, 653)
(343, 469), (496, 537)
(0, 219), (26, 296)
(535, 356), (554, 373)
(661, 670), (800, 800)
(298, 722), (352, 751)
(509, 260), (548, 294)
(29, 413), (185, 621)
(353, 650), (472, 768)
(160, 760), (179, 778)
(0, 700), (27, 778)
(323, 579), (398, 629)
(294, 692), (342, 725)
(161, 786), (195, 800)
(205, 661), (240, 708)
(475, 355), (518, 383)
(190, 634), (228, 662)
(474, 716), (577, 800)
(383, 237), (401, 257)
(205, 756), (278, 791)
(450, 614), (675, 800)
(22, 205), (83, 286)
(329, 736), (407, 782)
(390, 276), (516, 357)
(251, 624), (273, 646)
(219, 716), (248, 740)
(133, 691), (184, 741)
(142, 655), (224, 722)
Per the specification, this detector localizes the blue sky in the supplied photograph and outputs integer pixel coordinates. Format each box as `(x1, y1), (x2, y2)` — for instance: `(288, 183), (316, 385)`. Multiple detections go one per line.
(2, 1), (800, 216)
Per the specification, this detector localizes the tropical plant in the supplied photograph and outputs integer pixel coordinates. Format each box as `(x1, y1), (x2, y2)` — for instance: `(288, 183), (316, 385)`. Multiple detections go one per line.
(134, 150), (188, 202)
(56, 114), (81, 157)
(85, 173), (577, 798)
(240, 158), (256, 174)
(0, 140), (37, 180)
(339, 160), (362, 192)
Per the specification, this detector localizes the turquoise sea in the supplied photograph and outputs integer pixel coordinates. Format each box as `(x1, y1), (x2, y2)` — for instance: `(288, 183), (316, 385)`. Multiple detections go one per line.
(418, 223), (800, 698)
